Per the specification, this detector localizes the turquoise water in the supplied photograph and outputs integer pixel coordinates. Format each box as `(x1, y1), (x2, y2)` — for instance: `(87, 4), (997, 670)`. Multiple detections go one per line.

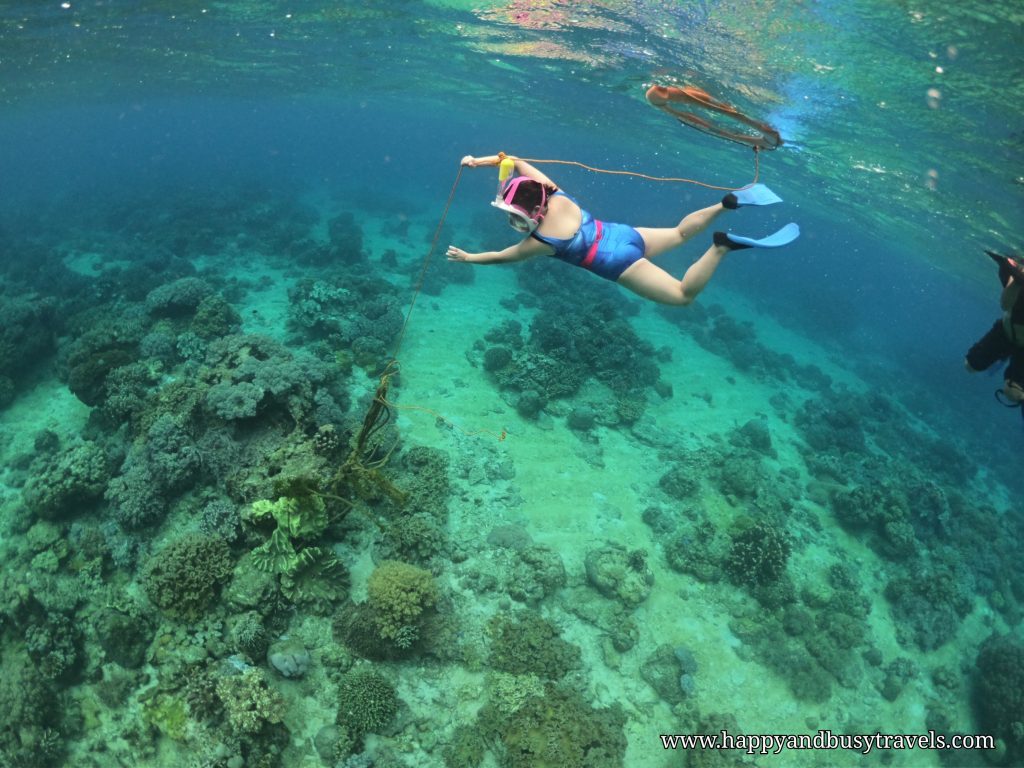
(1, 2), (1023, 767)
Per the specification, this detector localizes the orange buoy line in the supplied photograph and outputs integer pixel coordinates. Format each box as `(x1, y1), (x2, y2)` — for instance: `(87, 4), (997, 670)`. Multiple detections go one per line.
(646, 84), (782, 151)
(517, 150), (762, 192)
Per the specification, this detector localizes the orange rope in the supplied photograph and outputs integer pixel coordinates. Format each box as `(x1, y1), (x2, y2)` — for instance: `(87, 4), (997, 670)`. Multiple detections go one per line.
(517, 148), (761, 191)
(380, 395), (507, 442)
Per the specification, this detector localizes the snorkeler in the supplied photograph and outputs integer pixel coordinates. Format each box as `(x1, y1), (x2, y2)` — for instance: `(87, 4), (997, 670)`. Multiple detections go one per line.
(964, 249), (1024, 405)
(446, 154), (799, 306)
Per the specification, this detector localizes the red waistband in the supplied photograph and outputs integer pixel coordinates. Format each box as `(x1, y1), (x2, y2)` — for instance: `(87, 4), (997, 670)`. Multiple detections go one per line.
(580, 219), (603, 269)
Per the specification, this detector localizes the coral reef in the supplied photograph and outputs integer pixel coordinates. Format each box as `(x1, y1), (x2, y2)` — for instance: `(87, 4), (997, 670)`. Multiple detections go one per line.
(474, 295), (664, 424)
(145, 277), (215, 318)
(142, 534), (234, 621)
(377, 512), (449, 569)
(480, 683), (627, 768)
(287, 274), (403, 369)
(0, 652), (64, 767)
(885, 551), (973, 651)
(973, 633), (1024, 761)
(488, 611), (580, 681)
(0, 294), (58, 404)
(22, 440), (111, 521)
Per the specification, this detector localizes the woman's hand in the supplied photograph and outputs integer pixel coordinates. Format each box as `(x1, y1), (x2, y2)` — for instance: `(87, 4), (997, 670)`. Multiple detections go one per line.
(447, 246), (470, 262)
(460, 155), (476, 167)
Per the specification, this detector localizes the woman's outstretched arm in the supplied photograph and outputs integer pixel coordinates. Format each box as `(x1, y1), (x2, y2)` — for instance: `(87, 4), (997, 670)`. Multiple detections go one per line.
(447, 236), (549, 264)
(461, 154), (558, 189)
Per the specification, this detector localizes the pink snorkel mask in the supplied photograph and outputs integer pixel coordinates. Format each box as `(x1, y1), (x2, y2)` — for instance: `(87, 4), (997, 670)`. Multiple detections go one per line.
(490, 176), (547, 234)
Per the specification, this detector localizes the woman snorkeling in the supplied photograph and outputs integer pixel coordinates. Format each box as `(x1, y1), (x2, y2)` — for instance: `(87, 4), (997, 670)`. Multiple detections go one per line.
(446, 154), (799, 306)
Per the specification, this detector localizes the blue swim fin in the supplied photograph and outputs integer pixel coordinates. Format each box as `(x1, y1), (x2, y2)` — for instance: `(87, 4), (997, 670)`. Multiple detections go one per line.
(714, 223), (800, 250)
(722, 183), (782, 209)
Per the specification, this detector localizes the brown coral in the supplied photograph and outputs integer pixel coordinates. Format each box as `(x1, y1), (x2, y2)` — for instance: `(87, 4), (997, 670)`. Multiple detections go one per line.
(366, 560), (437, 643)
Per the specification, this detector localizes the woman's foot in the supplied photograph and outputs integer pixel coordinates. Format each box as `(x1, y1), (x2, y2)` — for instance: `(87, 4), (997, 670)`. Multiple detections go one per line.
(713, 223), (800, 250)
(721, 183), (783, 209)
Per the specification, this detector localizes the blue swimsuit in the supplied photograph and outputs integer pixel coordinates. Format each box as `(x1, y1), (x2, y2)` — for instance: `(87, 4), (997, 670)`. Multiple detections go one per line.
(531, 192), (646, 282)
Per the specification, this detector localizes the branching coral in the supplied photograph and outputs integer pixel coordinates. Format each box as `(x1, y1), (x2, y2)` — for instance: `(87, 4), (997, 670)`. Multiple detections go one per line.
(215, 667), (285, 735)
(366, 560), (437, 644)
(724, 519), (791, 589)
(336, 668), (398, 742)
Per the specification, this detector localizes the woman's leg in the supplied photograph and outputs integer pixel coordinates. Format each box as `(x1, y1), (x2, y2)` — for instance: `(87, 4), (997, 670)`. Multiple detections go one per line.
(617, 242), (730, 305)
(634, 203), (725, 260)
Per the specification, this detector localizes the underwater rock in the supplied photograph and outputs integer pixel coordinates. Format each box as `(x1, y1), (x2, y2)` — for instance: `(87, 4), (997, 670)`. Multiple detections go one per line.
(880, 657), (916, 701)
(515, 389), (546, 419)
(483, 346), (512, 372)
(659, 463), (699, 500)
(674, 645), (699, 675)
(641, 644), (695, 706)
(562, 586), (638, 654)
(973, 633), (1024, 752)
(729, 418), (775, 455)
(584, 544), (654, 607)
(567, 405), (597, 431)
(0, 375), (16, 408)
(679, 673), (697, 698)
(225, 551), (280, 611)
(267, 637), (311, 679)
(486, 524), (532, 551)
(641, 504), (677, 536)
(94, 608), (154, 669)
(327, 211), (366, 263)
(507, 544), (566, 604)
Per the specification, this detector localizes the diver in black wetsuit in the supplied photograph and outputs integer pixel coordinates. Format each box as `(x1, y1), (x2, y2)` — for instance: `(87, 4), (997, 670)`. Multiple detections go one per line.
(965, 250), (1024, 405)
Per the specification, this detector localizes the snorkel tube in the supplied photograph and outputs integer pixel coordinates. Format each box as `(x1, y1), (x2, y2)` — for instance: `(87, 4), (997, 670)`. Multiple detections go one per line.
(490, 154), (542, 234)
(498, 154), (515, 190)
